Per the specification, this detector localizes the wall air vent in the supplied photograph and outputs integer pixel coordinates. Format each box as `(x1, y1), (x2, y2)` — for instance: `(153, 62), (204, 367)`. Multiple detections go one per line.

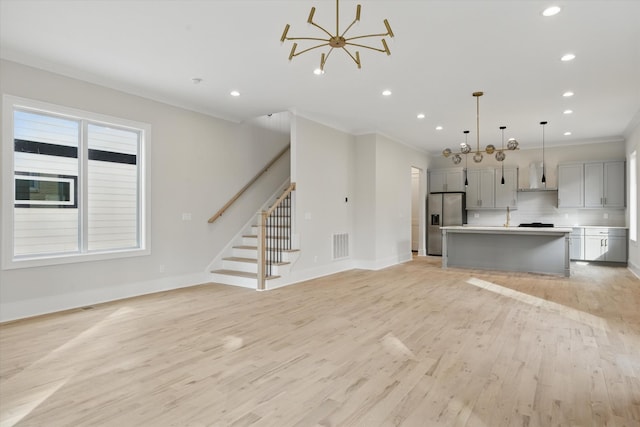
(332, 233), (349, 260)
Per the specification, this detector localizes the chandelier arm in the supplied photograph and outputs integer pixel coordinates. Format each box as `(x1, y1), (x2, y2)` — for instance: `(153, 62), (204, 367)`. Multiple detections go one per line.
(284, 36), (331, 42)
(291, 42), (332, 57)
(341, 46), (362, 67)
(309, 21), (334, 39)
(346, 32), (392, 41)
(345, 41), (389, 54)
(340, 18), (359, 38)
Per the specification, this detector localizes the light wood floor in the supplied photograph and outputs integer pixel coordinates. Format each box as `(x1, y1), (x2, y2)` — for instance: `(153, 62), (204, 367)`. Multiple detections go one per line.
(1, 258), (639, 427)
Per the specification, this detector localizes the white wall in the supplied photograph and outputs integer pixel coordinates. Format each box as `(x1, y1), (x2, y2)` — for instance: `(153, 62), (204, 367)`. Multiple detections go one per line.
(0, 60), (289, 321)
(625, 117), (640, 277)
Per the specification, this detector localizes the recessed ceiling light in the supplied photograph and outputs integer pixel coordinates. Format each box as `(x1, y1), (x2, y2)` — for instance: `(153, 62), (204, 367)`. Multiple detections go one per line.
(542, 6), (561, 17)
(382, 90), (392, 96)
(435, 126), (443, 131)
(230, 90), (240, 97)
(561, 53), (576, 62)
(564, 131), (572, 136)
(313, 68), (325, 75)
(563, 91), (574, 97)
(563, 109), (573, 114)
(417, 113), (425, 119)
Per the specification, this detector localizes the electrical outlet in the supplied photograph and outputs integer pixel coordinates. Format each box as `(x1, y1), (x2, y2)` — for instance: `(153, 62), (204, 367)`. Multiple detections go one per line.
(564, 213), (569, 219)
(474, 213), (480, 218)
(182, 213), (192, 221)
(159, 264), (165, 273)
(603, 212), (609, 219)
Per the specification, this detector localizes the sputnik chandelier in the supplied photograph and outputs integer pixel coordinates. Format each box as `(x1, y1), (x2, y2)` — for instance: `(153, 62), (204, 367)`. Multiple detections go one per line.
(443, 91), (519, 165)
(280, 0), (394, 72)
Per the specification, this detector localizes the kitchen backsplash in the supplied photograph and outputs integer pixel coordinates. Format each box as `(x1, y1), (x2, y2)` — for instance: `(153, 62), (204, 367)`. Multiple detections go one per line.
(466, 191), (626, 227)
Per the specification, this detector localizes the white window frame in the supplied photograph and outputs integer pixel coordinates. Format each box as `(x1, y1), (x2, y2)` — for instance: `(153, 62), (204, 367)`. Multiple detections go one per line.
(2, 95), (151, 269)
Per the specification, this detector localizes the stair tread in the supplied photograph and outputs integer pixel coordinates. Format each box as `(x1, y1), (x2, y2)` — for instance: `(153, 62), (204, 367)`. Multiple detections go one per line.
(223, 256), (257, 263)
(223, 256), (290, 266)
(242, 234), (289, 239)
(233, 245), (299, 252)
(211, 269), (280, 280)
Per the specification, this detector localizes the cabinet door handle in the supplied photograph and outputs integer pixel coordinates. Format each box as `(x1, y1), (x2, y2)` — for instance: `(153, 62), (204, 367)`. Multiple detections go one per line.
(604, 197), (607, 205)
(604, 239), (608, 247)
(601, 239), (604, 247)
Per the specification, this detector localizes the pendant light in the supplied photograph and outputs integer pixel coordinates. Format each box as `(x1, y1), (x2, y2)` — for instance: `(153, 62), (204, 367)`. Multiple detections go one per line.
(462, 130), (470, 186)
(442, 91), (519, 163)
(540, 121), (548, 184)
(499, 126), (506, 185)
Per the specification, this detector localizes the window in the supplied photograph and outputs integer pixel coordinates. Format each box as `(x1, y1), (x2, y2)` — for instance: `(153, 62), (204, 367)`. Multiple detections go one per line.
(631, 150), (637, 242)
(2, 96), (150, 268)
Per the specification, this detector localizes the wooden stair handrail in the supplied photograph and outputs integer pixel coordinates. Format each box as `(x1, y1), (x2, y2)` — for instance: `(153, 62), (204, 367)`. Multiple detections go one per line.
(266, 182), (296, 216)
(208, 145), (290, 223)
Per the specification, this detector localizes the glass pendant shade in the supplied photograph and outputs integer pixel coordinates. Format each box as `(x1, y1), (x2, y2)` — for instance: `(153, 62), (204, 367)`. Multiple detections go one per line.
(473, 152), (483, 163)
(485, 144), (495, 154)
(443, 148), (452, 157)
(460, 143), (471, 154)
(495, 150), (506, 161)
(507, 139), (519, 150)
(452, 154), (462, 164)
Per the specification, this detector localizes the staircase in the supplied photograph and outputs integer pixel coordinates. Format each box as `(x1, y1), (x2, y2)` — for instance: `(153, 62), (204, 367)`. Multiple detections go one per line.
(210, 183), (298, 290)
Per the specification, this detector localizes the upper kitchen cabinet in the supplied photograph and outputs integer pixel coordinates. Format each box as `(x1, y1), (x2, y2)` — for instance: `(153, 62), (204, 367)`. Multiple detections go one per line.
(428, 168), (464, 193)
(558, 160), (625, 208)
(558, 163), (584, 208)
(584, 161), (625, 208)
(494, 167), (518, 209)
(466, 169), (495, 209)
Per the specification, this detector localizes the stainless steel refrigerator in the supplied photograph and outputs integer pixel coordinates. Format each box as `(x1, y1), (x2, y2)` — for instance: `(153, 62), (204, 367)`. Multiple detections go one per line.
(427, 192), (466, 256)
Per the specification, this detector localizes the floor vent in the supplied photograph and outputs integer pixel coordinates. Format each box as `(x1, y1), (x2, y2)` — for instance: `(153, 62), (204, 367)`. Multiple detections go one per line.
(332, 233), (349, 259)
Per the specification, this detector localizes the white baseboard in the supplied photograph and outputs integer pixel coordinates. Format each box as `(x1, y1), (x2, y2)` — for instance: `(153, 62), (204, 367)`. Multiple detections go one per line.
(628, 260), (640, 280)
(0, 272), (208, 323)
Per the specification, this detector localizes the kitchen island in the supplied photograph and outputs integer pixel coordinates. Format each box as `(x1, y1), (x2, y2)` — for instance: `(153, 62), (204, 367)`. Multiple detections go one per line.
(441, 226), (572, 277)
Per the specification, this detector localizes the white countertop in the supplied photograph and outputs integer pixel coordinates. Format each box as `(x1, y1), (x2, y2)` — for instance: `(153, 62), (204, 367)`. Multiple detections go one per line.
(569, 225), (628, 229)
(441, 226), (573, 233)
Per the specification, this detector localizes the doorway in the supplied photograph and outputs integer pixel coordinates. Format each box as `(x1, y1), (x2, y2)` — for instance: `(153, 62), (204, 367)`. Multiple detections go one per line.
(411, 166), (425, 255)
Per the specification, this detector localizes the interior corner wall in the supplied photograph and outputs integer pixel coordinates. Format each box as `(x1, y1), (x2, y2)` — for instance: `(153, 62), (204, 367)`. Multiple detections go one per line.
(0, 60), (288, 321)
(626, 118), (640, 277)
(354, 134), (377, 265)
(288, 115), (357, 281)
(372, 135), (429, 269)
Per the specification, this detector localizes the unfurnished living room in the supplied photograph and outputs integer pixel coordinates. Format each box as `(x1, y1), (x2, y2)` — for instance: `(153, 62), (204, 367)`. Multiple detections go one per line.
(1, 1), (639, 426)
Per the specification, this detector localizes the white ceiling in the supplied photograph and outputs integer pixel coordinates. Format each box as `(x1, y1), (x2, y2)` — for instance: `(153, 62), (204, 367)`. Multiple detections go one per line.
(1, 0), (639, 155)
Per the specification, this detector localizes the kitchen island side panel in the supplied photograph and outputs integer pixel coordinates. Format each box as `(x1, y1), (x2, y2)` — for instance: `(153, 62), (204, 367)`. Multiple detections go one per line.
(443, 229), (570, 276)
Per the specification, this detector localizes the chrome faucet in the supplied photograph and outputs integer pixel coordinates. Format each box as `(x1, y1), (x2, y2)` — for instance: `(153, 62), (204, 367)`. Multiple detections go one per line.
(504, 206), (511, 227)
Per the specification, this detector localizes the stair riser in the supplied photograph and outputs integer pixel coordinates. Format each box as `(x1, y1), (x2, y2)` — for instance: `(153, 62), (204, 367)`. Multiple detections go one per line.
(233, 247), (258, 258)
(242, 236), (293, 246)
(209, 273), (257, 288)
(250, 226), (292, 237)
(222, 259), (257, 273)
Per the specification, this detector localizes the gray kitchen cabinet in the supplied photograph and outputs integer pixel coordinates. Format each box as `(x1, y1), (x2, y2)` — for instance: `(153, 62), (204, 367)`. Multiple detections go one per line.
(428, 168), (464, 193)
(494, 167), (518, 209)
(558, 163), (584, 208)
(466, 169), (495, 209)
(584, 161), (625, 208)
(558, 161), (625, 208)
(570, 227), (584, 260)
(583, 228), (627, 263)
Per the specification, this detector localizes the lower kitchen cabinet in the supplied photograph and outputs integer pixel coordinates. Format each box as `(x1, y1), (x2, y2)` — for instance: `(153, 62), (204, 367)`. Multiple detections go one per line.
(570, 228), (583, 260)
(583, 228), (627, 263)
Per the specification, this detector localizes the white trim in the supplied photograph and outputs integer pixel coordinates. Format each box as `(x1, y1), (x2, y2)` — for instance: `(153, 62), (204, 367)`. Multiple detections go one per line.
(0, 272), (208, 323)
